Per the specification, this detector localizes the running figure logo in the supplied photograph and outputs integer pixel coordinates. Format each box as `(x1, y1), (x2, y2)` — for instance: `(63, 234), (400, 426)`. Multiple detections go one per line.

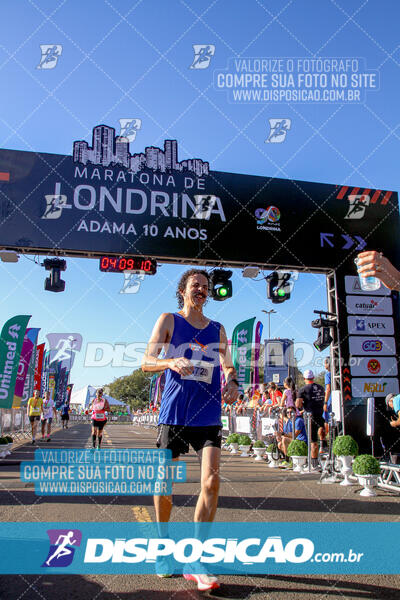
(42, 195), (71, 220)
(344, 194), (370, 219)
(190, 45), (215, 69)
(46, 333), (83, 367)
(265, 119), (291, 143)
(42, 529), (82, 567)
(118, 118), (142, 143)
(37, 45), (63, 70)
(119, 272), (145, 294)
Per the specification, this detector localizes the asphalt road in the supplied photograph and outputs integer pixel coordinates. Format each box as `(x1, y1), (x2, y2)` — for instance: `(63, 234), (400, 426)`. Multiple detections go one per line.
(0, 421), (399, 599)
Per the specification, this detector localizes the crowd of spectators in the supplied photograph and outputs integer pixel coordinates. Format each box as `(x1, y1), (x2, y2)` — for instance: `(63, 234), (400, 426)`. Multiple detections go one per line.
(222, 366), (332, 470)
(222, 377), (300, 417)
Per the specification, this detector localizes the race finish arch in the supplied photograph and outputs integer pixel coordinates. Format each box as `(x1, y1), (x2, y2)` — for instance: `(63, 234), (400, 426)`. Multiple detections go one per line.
(0, 124), (399, 452)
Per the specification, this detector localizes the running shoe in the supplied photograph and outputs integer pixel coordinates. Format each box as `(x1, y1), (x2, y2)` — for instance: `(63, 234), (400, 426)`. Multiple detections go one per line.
(155, 556), (173, 578)
(183, 572), (220, 591)
(183, 563), (219, 591)
(31, 440), (35, 445)
(47, 438), (51, 442)
(311, 464), (322, 472)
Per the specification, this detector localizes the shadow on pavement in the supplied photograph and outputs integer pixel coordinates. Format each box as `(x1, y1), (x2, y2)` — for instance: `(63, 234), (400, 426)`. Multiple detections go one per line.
(0, 490), (398, 517)
(1, 573), (400, 600)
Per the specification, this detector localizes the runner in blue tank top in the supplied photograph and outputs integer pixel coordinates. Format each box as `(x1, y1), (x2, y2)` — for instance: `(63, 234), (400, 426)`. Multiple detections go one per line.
(142, 269), (239, 591)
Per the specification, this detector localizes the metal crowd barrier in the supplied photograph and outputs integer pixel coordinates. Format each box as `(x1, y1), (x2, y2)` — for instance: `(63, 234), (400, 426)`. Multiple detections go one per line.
(132, 409), (270, 439)
(69, 414), (133, 424)
(0, 408), (32, 440)
(131, 414), (158, 427)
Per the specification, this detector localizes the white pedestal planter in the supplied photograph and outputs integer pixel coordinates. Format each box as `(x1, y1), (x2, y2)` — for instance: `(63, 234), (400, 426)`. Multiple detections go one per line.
(230, 443), (239, 454)
(292, 456), (307, 472)
(253, 448), (265, 461)
(266, 452), (280, 468)
(339, 455), (355, 486)
(240, 445), (251, 457)
(4, 443), (12, 456)
(357, 474), (379, 497)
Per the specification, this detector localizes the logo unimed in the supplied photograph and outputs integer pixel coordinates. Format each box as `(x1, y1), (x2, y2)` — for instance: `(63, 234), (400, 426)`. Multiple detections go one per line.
(42, 529), (82, 567)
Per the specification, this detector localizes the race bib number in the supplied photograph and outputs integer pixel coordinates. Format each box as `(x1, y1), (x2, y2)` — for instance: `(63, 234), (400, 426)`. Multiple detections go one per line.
(94, 412), (106, 420)
(181, 359), (213, 384)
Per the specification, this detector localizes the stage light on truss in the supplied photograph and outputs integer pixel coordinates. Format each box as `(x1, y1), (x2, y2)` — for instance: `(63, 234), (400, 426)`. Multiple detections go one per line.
(311, 317), (335, 352)
(210, 269), (233, 301)
(266, 271), (291, 304)
(43, 258), (67, 293)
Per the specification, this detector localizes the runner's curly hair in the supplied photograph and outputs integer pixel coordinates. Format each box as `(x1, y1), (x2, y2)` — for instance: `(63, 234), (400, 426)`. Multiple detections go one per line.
(176, 269), (210, 309)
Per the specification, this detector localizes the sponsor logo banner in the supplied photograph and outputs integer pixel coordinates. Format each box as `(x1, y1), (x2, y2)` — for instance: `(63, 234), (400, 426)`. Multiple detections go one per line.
(348, 336), (396, 356)
(221, 416), (229, 430)
(0, 522), (399, 574)
(347, 316), (394, 336)
(261, 418), (277, 436)
(13, 327), (40, 406)
(349, 356), (398, 377)
(0, 315), (31, 409)
(345, 276), (391, 296)
(346, 295), (392, 316)
(351, 377), (399, 397)
(231, 318), (256, 392)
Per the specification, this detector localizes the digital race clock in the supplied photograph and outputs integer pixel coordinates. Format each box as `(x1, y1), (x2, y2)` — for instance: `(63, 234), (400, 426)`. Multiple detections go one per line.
(99, 256), (157, 274)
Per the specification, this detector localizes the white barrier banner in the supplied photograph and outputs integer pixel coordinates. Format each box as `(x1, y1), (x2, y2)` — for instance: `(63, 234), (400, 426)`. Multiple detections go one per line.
(235, 416), (251, 433)
(261, 418), (276, 436)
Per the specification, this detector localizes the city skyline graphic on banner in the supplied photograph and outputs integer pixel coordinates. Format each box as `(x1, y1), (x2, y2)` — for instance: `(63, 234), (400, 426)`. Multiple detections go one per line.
(73, 125), (210, 178)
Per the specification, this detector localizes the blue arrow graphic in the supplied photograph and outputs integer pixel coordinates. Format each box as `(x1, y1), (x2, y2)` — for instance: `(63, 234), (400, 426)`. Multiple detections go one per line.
(342, 234), (354, 249)
(320, 233), (334, 248)
(354, 236), (367, 250)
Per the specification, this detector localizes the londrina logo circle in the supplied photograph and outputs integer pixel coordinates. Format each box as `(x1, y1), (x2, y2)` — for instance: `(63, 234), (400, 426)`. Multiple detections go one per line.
(255, 206), (281, 225)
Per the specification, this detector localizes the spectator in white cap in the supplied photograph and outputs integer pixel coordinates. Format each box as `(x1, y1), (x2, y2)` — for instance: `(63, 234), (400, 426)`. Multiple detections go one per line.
(296, 369), (326, 470)
(386, 393), (400, 428)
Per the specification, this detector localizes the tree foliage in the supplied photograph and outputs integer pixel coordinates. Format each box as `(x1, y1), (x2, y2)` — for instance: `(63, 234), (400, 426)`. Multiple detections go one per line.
(107, 369), (157, 410)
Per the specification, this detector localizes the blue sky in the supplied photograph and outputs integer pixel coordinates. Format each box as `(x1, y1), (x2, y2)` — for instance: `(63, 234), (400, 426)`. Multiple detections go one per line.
(0, 0), (399, 390)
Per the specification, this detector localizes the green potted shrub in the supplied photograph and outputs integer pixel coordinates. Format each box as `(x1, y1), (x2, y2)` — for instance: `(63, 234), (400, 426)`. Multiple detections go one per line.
(333, 435), (359, 486)
(266, 442), (280, 468)
(238, 434), (252, 457)
(226, 433), (240, 454)
(352, 454), (381, 497)
(332, 435), (359, 457)
(287, 440), (308, 472)
(253, 440), (265, 461)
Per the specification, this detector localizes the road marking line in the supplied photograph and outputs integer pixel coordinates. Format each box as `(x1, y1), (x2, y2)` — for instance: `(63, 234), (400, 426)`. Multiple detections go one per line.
(131, 506), (152, 522)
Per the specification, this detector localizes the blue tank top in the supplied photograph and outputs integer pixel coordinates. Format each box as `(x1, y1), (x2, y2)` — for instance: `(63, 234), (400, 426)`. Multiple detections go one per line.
(158, 313), (222, 426)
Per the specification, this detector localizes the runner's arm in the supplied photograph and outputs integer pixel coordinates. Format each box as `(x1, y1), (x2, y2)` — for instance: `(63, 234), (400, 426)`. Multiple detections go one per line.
(141, 313), (193, 376)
